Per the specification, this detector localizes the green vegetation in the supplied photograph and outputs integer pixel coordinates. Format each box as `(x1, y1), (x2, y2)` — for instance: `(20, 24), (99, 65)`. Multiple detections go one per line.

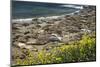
(13, 34), (96, 66)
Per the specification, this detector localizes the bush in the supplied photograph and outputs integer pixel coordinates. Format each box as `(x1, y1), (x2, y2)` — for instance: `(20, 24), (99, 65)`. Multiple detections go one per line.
(13, 34), (96, 66)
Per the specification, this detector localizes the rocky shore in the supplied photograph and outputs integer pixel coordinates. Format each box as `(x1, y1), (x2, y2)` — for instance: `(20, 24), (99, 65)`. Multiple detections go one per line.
(11, 6), (96, 64)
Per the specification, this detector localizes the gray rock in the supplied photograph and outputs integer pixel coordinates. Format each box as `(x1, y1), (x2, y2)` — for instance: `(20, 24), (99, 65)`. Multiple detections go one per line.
(26, 39), (37, 45)
(48, 34), (62, 42)
(17, 37), (27, 43)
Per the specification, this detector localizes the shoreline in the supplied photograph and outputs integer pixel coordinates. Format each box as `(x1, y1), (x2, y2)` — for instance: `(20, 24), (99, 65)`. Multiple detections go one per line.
(12, 9), (81, 23)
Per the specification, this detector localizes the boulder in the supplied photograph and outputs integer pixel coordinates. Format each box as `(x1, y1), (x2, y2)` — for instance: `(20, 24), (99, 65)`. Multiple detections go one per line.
(81, 29), (91, 33)
(62, 33), (82, 44)
(26, 39), (37, 45)
(17, 37), (27, 43)
(38, 22), (47, 27)
(16, 42), (26, 48)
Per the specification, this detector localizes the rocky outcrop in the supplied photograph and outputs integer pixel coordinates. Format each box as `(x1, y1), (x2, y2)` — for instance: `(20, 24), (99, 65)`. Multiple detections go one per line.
(12, 6), (96, 51)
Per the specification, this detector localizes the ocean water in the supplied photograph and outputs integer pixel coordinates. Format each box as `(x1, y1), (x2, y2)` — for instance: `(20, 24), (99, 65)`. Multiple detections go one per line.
(12, 1), (83, 19)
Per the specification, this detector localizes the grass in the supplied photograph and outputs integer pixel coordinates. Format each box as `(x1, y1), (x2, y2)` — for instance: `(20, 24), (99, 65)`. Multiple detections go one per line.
(12, 33), (96, 66)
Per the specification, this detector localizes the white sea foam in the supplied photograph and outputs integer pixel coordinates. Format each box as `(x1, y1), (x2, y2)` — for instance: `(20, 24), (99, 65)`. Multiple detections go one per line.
(12, 18), (33, 23)
(12, 16), (60, 23)
(60, 5), (83, 9)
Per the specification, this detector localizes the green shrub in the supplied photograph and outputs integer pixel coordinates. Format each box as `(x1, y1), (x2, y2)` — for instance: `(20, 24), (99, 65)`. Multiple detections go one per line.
(79, 34), (96, 61)
(13, 34), (96, 66)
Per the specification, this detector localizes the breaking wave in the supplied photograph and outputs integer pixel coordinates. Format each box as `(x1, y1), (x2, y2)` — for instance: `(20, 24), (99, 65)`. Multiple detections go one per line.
(60, 5), (83, 9)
